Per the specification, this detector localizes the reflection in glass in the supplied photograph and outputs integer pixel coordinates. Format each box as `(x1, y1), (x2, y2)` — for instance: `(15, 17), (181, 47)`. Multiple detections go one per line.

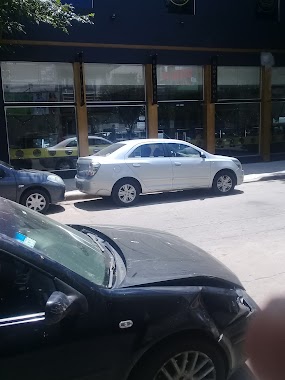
(85, 64), (145, 102)
(87, 106), (146, 142)
(217, 67), (260, 100)
(272, 102), (285, 153)
(6, 107), (77, 170)
(215, 103), (260, 156)
(1, 62), (74, 103)
(158, 103), (204, 148)
(157, 65), (203, 101)
(272, 68), (285, 99)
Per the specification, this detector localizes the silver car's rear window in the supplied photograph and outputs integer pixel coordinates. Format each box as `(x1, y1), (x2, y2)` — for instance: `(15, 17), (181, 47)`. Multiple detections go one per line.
(93, 143), (126, 157)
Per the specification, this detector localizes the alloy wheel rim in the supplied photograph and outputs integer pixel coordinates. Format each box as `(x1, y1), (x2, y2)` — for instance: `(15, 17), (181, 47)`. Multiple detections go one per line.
(154, 351), (216, 380)
(217, 175), (232, 193)
(118, 184), (137, 203)
(26, 193), (46, 211)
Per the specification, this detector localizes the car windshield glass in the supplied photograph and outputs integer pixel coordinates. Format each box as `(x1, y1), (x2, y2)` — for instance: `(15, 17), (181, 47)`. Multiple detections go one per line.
(0, 161), (13, 169)
(93, 143), (125, 156)
(0, 199), (111, 287)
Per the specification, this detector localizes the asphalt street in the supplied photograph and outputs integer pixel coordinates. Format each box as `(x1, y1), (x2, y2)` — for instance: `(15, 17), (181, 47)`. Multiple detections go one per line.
(49, 176), (285, 380)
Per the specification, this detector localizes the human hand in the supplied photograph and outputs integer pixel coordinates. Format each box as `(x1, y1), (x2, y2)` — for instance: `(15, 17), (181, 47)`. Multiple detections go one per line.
(246, 298), (285, 380)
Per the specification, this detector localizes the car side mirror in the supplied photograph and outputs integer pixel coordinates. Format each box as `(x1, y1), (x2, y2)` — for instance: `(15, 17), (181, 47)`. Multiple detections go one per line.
(200, 152), (207, 159)
(0, 169), (5, 179)
(45, 291), (87, 325)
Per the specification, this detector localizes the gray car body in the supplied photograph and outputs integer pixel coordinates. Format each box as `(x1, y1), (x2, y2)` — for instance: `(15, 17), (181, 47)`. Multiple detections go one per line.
(0, 161), (65, 205)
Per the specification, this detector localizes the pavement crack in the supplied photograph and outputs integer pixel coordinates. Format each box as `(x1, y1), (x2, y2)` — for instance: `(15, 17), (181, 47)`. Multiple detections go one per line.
(243, 271), (285, 283)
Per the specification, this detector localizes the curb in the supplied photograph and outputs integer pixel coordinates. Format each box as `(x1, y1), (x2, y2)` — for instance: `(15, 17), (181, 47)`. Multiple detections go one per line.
(243, 170), (285, 183)
(64, 170), (285, 202)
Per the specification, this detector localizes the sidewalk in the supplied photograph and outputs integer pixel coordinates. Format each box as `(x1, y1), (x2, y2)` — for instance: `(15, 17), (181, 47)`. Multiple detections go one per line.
(63, 160), (285, 202)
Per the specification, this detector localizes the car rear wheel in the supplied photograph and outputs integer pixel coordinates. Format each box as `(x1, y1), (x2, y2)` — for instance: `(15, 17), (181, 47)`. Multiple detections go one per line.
(131, 338), (226, 380)
(112, 179), (140, 207)
(212, 170), (236, 195)
(20, 188), (50, 213)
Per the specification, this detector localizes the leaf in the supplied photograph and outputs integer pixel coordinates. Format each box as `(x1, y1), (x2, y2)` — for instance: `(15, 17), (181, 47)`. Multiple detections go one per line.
(0, 0), (94, 40)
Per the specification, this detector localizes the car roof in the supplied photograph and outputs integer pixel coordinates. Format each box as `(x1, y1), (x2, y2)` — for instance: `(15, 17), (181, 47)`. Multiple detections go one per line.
(119, 139), (197, 147)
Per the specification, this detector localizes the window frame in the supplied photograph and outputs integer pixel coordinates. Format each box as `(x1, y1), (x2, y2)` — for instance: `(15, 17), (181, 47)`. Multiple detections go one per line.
(164, 142), (202, 158)
(127, 142), (168, 159)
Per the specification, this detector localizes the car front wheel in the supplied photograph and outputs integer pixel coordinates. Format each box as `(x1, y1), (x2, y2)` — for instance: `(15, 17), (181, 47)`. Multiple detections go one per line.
(20, 188), (50, 213)
(212, 170), (236, 195)
(112, 179), (140, 207)
(131, 338), (226, 380)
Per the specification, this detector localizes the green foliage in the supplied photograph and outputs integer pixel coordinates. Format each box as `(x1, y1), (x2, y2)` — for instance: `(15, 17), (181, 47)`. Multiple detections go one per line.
(0, 0), (94, 39)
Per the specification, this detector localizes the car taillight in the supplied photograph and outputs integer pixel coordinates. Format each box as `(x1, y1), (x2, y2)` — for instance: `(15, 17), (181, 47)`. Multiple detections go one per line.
(87, 162), (100, 177)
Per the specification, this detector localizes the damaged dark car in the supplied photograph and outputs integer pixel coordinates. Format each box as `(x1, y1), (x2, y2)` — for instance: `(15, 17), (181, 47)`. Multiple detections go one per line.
(0, 197), (257, 380)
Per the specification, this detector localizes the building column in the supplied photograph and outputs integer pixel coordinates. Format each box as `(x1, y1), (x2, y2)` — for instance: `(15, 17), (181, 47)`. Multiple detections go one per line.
(0, 69), (9, 163)
(203, 65), (215, 153)
(73, 61), (89, 157)
(260, 66), (272, 161)
(145, 64), (158, 138)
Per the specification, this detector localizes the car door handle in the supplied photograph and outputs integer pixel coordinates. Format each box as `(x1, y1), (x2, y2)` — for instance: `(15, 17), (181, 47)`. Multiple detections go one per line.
(132, 163), (141, 167)
(66, 150), (73, 155)
(174, 162), (182, 166)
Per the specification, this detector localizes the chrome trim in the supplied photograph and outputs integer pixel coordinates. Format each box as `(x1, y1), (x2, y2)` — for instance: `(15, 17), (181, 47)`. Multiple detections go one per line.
(0, 312), (45, 327)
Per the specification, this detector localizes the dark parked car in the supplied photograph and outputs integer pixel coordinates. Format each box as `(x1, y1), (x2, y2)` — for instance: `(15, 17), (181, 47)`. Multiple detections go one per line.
(0, 161), (65, 213)
(0, 198), (257, 380)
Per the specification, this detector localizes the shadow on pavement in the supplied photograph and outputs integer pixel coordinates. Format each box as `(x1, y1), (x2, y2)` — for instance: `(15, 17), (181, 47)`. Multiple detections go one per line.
(74, 189), (244, 212)
(258, 173), (285, 182)
(230, 366), (256, 380)
(45, 204), (65, 215)
(243, 160), (285, 176)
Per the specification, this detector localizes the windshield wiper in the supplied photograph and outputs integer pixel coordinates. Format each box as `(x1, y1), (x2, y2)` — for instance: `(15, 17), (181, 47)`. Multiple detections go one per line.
(85, 232), (105, 252)
(81, 229), (117, 287)
(108, 255), (116, 288)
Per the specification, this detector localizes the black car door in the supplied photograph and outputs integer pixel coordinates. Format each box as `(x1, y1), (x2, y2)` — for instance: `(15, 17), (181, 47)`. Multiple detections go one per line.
(0, 250), (114, 380)
(0, 164), (17, 201)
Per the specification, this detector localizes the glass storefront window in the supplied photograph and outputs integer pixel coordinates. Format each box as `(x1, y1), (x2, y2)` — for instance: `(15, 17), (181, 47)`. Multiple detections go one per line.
(1, 62), (74, 103)
(87, 106), (146, 142)
(84, 64), (145, 102)
(158, 103), (204, 148)
(157, 65), (203, 101)
(217, 67), (260, 100)
(6, 107), (77, 170)
(272, 68), (285, 99)
(271, 102), (285, 153)
(215, 103), (260, 156)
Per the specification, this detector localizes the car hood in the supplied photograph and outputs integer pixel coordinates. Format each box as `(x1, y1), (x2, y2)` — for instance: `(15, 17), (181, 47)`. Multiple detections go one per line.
(92, 226), (243, 289)
(15, 169), (51, 180)
(209, 154), (237, 162)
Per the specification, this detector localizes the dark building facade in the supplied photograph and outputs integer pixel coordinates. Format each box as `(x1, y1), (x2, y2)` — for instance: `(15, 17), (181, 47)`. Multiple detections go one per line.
(0, 0), (285, 173)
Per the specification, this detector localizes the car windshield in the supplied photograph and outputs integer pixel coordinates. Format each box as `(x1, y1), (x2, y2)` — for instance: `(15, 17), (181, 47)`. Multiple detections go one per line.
(93, 142), (125, 156)
(0, 199), (111, 287)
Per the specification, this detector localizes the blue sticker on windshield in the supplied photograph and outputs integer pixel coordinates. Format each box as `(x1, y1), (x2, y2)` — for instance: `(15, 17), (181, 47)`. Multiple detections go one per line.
(15, 232), (36, 248)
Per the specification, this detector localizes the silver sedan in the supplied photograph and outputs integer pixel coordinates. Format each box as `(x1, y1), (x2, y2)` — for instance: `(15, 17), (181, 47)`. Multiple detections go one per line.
(76, 139), (244, 207)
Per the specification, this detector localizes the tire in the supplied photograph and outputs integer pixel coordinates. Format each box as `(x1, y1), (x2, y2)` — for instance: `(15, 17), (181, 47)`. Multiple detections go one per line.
(20, 188), (50, 213)
(56, 159), (73, 170)
(212, 170), (236, 196)
(112, 179), (140, 207)
(131, 337), (226, 380)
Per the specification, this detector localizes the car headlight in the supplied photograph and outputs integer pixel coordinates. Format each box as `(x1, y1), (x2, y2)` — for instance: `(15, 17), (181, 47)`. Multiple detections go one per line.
(232, 159), (242, 170)
(47, 174), (65, 185)
(87, 162), (100, 177)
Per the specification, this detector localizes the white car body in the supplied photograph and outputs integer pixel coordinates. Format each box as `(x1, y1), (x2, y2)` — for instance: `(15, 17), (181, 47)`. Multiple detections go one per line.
(76, 139), (244, 205)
